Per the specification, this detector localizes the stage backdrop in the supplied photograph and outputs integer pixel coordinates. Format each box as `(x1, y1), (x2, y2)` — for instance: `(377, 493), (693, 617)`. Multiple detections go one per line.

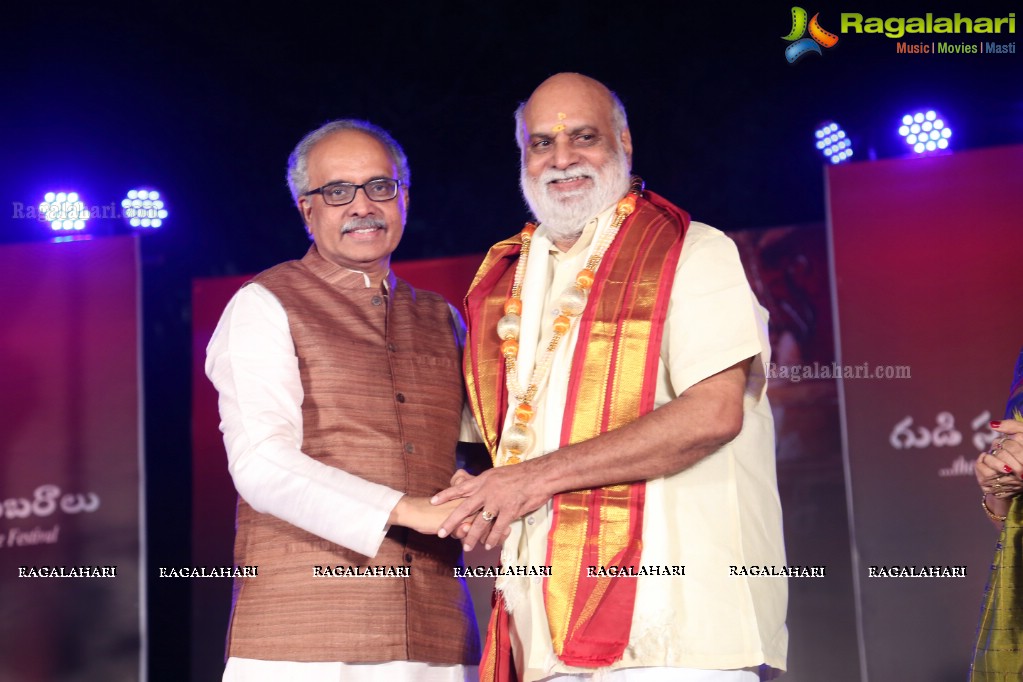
(190, 231), (859, 681)
(0, 236), (144, 681)
(828, 144), (1023, 681)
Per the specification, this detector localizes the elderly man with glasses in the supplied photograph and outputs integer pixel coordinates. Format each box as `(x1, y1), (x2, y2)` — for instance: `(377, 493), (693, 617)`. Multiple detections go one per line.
(205, 119), (481, 681)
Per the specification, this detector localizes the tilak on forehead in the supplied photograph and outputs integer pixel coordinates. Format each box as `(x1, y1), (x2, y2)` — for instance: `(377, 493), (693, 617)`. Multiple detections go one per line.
(552, 112), (567, 133)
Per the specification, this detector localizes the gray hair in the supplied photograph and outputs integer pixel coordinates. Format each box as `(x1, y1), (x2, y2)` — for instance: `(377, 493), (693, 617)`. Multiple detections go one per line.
(286, 119), (410, 205)
(513, 89), (628, 153)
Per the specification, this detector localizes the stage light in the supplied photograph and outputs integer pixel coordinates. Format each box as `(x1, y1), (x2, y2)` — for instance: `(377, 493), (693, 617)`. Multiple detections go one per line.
(814, 121), (854, 164)
(39, 191), (89, 232)
(898, 110), (952, 155)
(121, 188), (168, 229)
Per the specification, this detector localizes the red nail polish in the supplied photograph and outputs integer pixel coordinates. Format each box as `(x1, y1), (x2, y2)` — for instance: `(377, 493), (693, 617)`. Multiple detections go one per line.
(1004, 465), (1014, 474)
(991, 420), (1002, 428)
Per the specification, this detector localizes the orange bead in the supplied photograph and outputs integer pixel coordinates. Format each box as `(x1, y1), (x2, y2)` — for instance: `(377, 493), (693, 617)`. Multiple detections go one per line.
(553, 315), (571, 334)
(522, 223), (537, 239)
(504, 298), (522, 315)
(617, 195), (636, 216)
(514, 403), (534, 424)
(501, 338), (519, 356)
(575, 269), (595, 289)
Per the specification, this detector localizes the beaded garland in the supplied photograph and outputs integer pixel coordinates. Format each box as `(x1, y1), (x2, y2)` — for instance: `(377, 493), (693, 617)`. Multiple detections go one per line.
(496, 189), (639, 465)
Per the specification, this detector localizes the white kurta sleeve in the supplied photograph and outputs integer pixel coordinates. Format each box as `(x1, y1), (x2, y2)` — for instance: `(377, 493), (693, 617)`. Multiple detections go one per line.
(664, 223), (769, 398)
(205, 283), (403, 558)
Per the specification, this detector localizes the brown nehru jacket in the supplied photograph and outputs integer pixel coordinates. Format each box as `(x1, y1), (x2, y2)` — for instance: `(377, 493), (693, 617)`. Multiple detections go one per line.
(226, 244), (479, 664)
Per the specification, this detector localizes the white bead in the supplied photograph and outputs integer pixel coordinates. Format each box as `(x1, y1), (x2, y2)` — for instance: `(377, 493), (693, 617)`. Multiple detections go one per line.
(502, 422), (534, 456)
(557, 285), (588, 316)
(497, 313), (521, 340)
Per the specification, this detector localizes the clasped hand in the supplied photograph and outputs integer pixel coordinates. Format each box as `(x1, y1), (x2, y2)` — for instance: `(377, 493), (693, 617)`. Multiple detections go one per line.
(976, 419), (1023, 497)
(431, 463), (552, 551)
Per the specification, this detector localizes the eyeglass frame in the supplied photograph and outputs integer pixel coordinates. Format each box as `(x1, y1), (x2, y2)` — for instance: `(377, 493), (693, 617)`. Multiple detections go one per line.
(301, 178), (404, 206)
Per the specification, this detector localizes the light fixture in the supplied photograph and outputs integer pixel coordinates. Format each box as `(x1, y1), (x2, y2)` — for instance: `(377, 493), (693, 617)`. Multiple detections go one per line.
(39, 191), (89, 232)
(898, 110), (952, 154)
(814, 121), (854, 164)
(121, 188), (168, 229)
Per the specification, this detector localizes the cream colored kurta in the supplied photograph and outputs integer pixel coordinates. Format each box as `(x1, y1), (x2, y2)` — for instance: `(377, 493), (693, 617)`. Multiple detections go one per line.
(495, 204), (786, 681)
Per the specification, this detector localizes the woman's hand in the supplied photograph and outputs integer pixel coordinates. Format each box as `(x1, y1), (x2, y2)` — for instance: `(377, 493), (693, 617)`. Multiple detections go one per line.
(977, 419), (1023, 498)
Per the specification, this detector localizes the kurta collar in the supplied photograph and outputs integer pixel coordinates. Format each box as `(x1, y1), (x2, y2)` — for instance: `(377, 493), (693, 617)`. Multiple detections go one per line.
(301, 243), (395, 291)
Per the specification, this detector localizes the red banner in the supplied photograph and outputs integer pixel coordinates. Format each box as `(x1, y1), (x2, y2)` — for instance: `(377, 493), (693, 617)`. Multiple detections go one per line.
(829, 145), (1023, 680)
(0, 236), (143, 681)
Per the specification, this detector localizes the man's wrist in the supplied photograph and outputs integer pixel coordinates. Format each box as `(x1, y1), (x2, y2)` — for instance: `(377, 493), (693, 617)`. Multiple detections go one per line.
(530, 449), (564, 503)
(387, 494), (408, 528)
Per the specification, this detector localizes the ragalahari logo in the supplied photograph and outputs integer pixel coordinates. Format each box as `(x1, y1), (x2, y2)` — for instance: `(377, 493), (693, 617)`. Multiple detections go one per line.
(783, 7), (839, 63)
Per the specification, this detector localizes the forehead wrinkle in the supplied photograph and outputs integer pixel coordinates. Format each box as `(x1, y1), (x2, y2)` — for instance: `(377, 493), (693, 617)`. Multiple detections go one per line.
(321, 174), (394, 186)
(524, 101), (614, 138)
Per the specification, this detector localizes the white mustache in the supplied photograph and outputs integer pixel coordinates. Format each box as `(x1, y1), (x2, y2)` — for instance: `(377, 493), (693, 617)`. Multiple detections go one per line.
(540, 167), (595, 184)
(341, 218), (386, 234)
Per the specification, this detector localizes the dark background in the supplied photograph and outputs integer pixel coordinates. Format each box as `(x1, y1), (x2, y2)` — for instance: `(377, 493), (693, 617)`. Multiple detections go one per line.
(2, 2), (1019, 679)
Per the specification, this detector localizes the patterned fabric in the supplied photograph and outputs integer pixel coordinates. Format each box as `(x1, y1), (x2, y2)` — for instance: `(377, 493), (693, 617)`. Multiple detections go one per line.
(544, 193), (687, 667)
(970, 347), (1023, 681)
(1008, 350), (1023, 420)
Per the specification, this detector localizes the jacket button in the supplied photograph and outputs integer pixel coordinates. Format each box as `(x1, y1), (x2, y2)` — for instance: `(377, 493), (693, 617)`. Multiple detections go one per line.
(404, 442), (414, 453)
(387, 343), (397, 352)
(404, 553), (413, 563)
(371, 295), (383, 306)
(396, 393), (406, 403)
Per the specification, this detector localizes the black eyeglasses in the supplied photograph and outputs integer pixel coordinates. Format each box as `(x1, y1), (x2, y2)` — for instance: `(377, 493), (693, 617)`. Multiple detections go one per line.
(302, 179), (402, 206)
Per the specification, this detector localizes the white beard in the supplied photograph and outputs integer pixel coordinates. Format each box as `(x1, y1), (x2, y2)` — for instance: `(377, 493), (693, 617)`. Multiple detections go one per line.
(520, 149), (631, 245)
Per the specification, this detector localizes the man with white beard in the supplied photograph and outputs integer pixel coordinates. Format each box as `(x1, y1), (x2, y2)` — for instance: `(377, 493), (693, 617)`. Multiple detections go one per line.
(434, 73), (788, 681)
